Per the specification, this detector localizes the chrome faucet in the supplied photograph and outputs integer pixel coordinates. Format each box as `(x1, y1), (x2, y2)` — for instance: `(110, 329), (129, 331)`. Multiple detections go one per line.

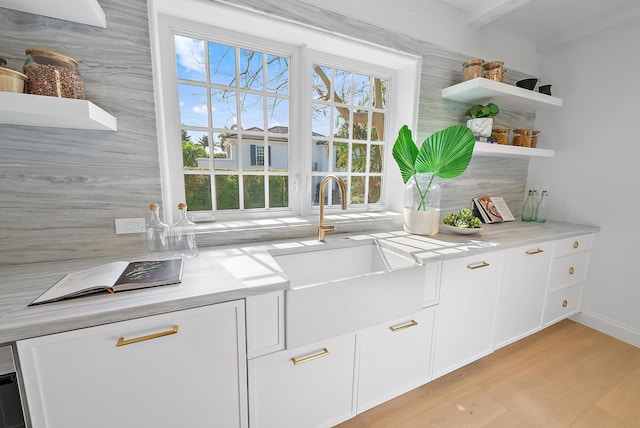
(318, 175), (347, 242)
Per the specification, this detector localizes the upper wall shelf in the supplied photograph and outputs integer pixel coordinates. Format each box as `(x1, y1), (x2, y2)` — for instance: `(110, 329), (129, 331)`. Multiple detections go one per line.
(0, 92), (117, 131)
(0, 0), (106, 28)
(441, 78), (563, 111)
(473, 142), (554, 159)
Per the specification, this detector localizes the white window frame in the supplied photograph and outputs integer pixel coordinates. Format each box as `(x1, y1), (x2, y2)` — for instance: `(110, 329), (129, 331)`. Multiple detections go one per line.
(148, 0), (421, 224)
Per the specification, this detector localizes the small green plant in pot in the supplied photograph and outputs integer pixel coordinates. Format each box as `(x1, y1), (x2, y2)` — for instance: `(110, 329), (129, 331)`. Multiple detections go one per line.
(393, 124), (475, 235)
(465, 102), (499, 137)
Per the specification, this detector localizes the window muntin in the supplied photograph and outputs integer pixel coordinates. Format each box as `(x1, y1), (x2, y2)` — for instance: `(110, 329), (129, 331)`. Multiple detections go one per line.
(175, 35), (290, 212)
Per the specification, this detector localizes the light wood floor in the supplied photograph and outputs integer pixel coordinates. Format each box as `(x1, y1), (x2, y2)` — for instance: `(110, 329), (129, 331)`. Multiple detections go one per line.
(336, 319), (640, 427)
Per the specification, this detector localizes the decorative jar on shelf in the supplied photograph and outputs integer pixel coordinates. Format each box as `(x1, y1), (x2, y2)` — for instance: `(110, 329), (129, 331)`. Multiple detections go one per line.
(23, 48), (85, 99)
(403, 173), (441, 236)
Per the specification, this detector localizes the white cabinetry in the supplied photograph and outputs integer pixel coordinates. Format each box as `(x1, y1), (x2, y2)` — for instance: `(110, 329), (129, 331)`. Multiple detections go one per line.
(246, 291), (285, 358)
(17, 301), (248, 428)
(432, 251), (504, 379)
(356, 307), (435, 413)
(248, 333), (356, 428)
(494, 242), (554, 349)
(543, 234), (595, 326)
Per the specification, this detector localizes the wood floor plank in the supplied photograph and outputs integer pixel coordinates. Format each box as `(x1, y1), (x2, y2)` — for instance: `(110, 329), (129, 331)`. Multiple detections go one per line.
(336, 320), (640, 428)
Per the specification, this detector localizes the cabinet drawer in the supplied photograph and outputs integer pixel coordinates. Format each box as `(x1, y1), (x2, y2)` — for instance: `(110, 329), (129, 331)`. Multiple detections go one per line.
(543, 284), (583, 326)
(553, 234), (595, 258)
(548, 251), (590, 291)
(357, 307), (434, 413)
(248, 333), (355, 428)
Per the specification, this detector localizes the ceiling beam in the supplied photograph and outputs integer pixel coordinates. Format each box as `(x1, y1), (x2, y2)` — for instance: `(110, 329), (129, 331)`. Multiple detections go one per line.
(465, 0), (532, 28)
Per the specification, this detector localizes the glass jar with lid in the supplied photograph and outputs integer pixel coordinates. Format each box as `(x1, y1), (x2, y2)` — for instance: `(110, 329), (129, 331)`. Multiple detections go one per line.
(463, 58), (484, 81)
(531, 130), (540, 148)
(483, 60), (505, 82)
(23, 48), (85, 99)
(512, 128), (533, 147)
(491, 127), (510, 145)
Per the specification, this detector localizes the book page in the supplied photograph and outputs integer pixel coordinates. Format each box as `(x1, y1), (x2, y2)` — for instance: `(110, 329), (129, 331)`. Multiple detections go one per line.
(31, 261), (129, 304)
(490, 197), (515, 221)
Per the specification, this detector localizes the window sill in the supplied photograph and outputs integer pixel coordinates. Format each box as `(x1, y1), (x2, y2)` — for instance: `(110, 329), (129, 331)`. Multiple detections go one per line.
(195, 211), (404, 247)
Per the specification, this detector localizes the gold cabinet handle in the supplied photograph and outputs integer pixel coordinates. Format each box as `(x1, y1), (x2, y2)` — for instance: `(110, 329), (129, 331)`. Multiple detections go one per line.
(467, 261), (489, 270)
(526, 249), (544, 255)
(116, 325), (179, 347)
(562, 300), (568, 308)
(389, 320), (418, 332)
(569, 267), (575, 275)
(292, 348), (329, 365)
(574, 241), (579, 249)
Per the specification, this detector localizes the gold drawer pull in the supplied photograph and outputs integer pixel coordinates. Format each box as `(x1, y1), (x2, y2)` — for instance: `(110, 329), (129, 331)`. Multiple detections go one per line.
(569, 267), (575, 275)
(574, 241), (579, 249)
(526, 249), (544, 255)
(389, 320), (418, 332)
(562, 300), (568, 307)
(116, 325), (178, 347)
(292, 348), (330, 365)
(467, 261), (489, 270)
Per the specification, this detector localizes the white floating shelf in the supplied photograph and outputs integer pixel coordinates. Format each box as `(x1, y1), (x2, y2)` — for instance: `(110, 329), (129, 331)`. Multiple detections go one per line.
(0, 92), (117, 131)
(474, 142), (554, 159)
(442, 78), (563, 111)
(0, 0), (106, 28)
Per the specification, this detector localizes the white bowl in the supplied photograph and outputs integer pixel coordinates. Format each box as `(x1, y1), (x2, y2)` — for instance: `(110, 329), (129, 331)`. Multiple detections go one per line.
(442, 224), (483, 235)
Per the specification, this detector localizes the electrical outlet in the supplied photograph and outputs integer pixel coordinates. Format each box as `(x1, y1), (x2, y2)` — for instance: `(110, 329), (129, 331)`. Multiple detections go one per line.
(115, 218), (146, 234)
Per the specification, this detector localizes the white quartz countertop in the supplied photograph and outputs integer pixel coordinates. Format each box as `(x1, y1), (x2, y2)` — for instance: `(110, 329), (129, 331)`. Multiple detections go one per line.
(0, 220), (599, 345)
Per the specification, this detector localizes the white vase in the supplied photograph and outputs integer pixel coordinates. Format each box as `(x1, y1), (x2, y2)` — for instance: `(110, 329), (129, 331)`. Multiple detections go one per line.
(403, 173), (441, 236)
(466, 117), (493, 137)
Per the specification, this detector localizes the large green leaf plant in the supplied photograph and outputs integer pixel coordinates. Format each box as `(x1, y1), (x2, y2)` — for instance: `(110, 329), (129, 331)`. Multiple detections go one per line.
(392, 125), (475, 210)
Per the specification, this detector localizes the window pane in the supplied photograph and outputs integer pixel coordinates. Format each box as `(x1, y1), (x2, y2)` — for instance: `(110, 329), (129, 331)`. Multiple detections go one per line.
(268, 138), (288, 172)
(182, 130), (209, 170)
(350, 176), (365, 204)
(312, 103), (331, 137)
(240, 93), (264, 130)
(312, 65), (330, 100)
(269, 176), (288, 208)
(351, 143), (366, 173)
(267, 55), (288, 95)
(334, 143), (348, 172)
(368, 176), (382, 204)
(185, 174), (212, 211)
(353, 74), (370, 107)
(267, 97), (288, 129)
(334, 113), (349, 138)
(334, 69), (351, 104)
(369, 144), (383, 173)
(311, 140), (329, 172)
(352, 116), (369, 141)
(175, 35), (205, 82)
(239, 48), (263, 91)
(215, 175), (239, 210)
(333, 176), (347, 205)
(211, 88), (236, 129)
(209, 42), (236, 87)
(214, 134), (238, 172)
(374, 77), (388, 109)
(371, 112), (384, 142)
(244, 175), (265, 209)
(179, 84), (208, 127)
(310, 176), (346, 206)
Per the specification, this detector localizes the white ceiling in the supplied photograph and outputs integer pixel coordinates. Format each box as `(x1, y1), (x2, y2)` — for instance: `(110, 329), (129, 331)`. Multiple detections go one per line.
(440, 0), (640, 50)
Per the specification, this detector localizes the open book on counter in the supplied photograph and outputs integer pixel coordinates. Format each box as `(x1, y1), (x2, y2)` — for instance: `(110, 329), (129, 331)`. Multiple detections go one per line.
(30, 259), (184, 305)
(472, 196), (515, 224)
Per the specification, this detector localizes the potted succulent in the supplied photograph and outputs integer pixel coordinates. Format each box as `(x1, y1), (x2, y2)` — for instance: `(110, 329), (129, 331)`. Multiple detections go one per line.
(392, 125), (475, 235)
(465, 102), (499, 137)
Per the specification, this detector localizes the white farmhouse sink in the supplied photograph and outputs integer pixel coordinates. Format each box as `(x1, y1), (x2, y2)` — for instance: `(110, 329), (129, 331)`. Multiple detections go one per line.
(270, 240), (426, 348)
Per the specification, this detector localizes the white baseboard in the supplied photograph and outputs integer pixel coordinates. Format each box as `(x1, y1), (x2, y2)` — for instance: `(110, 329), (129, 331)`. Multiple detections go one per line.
(571, 311), (640, 349)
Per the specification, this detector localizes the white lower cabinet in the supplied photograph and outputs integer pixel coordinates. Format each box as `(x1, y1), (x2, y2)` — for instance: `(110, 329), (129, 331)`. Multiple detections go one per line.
(493, 242), (553, 349)
(432, 251), (504, 379)
(356, 307), (435, 413)
(248, 333), (356, 428)
(17, 301), (248, 428)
